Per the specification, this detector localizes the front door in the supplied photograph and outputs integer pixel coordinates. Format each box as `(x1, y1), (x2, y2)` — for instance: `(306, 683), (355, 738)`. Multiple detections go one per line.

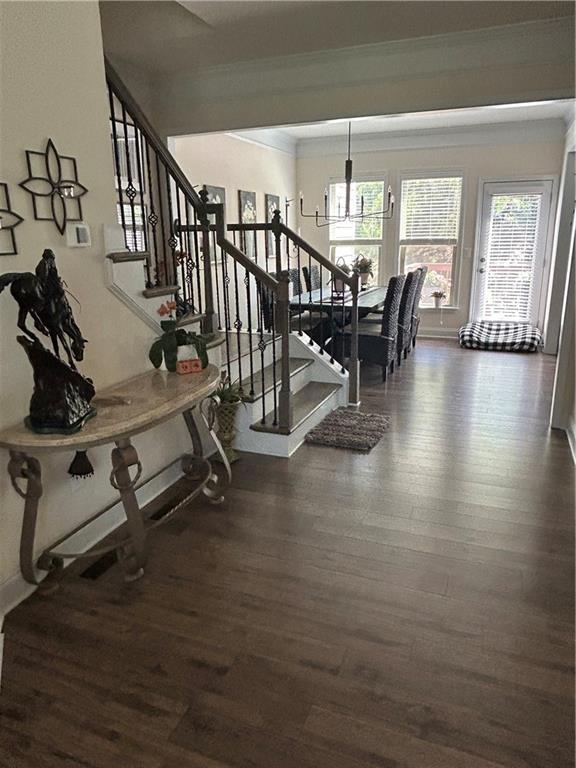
(472, 180), (553, 324)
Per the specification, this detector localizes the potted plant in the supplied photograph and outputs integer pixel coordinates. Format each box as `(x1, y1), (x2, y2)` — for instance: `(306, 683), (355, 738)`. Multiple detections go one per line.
(332, 257), (351, 295)
(431, 290), (446, 309)
(353, 254), (374, 289)
(149, 301), (209, 372)
(214, 374), (242, 463)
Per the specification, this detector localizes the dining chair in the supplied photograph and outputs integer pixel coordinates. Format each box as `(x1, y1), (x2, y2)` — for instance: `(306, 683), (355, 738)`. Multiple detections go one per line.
(397, 269), (419, 365)
(410, 266), (428, 349)
(339, 274), (405, 381)
(302, 264), (321, 292)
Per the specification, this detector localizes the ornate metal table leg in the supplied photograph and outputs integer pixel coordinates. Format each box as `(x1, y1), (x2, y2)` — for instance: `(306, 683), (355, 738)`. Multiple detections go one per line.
(110, 438), (146, 581)
(182, 398), (231, 505)
(8, 451), (45, 586)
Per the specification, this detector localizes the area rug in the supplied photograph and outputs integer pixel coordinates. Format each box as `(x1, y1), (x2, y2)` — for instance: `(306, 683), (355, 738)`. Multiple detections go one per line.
(305, 407), (390, 452)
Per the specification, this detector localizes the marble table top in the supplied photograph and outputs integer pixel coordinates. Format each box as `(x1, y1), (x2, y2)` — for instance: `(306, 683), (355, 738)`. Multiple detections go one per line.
(0, 364), (221, 453)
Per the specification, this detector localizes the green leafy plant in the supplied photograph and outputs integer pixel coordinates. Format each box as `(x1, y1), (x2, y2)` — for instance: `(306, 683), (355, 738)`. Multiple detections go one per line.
(353, 254), (374, 276)
(215, 373), (242, 404)
(149, 318), (209, 372)
(431, 290), (446, 299)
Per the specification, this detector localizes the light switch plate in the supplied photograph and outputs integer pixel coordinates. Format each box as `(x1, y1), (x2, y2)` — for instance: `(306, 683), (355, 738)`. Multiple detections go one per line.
(66, 222), (91, 248)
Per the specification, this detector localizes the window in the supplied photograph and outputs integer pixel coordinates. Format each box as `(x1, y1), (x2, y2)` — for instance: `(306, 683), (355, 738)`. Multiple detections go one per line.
(329, 180), (385, 282)
(398, 175), (463, 306)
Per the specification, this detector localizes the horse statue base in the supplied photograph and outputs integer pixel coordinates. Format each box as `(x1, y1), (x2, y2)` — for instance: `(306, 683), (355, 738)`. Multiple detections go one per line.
(18, 336), (96, 434)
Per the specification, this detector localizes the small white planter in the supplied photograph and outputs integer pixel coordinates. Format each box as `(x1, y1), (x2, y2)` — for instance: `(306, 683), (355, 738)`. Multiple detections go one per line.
(433, 296), (444, 309)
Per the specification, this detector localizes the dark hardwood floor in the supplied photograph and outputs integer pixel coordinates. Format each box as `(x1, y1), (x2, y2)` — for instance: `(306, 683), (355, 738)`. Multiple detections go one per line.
(1, 340), (574, 768)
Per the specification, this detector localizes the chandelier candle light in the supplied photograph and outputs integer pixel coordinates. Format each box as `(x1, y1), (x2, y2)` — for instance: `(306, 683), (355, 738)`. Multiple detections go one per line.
(299, 122), (395, 227)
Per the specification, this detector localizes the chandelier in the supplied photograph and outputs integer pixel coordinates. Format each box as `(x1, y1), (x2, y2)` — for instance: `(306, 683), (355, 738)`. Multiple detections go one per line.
(299, 122), (395, 228)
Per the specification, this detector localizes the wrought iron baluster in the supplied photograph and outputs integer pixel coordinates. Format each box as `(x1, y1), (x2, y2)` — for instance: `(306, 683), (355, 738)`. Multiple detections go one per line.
(330, 270), (335, 364)
(143, 139), (158, 287)
(108, 88), (127, 248)
(271, 294), (278, 427)
(120, 103), (138, 250)
(165, 166), (177, 288)
(296, 243), (303, 336)
(221, 244), (232, 381)
(183, 197), (196, 311)
(245, 268), (255, 398)
(211, 229), (222, 330)
(308, 249), (314, 347)
(175, 185), (187, 310)
(133, 124), (148, 254)
(191, 205), (203, 313)
(341, 288), (347, 374)
(155, 154), (169, 287)
(232, 230), (243, 395)
(318, 265), (325, 355)
(258, 280), (267, 424)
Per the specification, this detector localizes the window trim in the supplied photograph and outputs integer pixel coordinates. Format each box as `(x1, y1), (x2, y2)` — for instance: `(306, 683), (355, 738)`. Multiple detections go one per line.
(396, 169), (465, 309)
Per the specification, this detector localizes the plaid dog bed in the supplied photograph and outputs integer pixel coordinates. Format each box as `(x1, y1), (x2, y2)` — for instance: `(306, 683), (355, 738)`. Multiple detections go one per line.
(459, 321), (542, 352)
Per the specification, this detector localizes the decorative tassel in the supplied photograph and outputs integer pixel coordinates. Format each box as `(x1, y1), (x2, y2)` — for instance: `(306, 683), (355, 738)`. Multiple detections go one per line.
(68, 450), (94, 479)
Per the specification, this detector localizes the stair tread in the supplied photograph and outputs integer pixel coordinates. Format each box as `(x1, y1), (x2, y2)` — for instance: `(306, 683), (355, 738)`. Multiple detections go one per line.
(142, 285), (179, 298)
(241, 357), (313, 402)
(107, 250), (150, 263)
(251, 380), (341, 434)
(177, 312), (205, 327)
(226, 331), (282, 365)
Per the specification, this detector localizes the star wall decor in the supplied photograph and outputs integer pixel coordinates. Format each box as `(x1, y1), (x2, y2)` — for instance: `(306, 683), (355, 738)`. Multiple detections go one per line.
(19, 138), (88, 235)
(0, 182), (24, 256)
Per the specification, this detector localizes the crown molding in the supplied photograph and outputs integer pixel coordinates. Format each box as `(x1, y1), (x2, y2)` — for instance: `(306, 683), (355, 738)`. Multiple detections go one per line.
(158, 17), (573, 99)
(295, 119), (567, 157)
(230, 129), (297, 157)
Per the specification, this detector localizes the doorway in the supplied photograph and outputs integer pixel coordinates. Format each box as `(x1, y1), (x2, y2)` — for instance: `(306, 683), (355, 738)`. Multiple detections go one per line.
(471, 180), (553, 324)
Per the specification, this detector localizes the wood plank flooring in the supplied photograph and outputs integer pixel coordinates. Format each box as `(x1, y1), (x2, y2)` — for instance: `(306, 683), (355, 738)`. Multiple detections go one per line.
(1, 340), (574, 768)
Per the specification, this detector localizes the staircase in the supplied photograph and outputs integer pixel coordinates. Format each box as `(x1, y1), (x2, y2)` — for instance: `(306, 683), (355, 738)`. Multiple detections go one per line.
(104, 61), (360, 457)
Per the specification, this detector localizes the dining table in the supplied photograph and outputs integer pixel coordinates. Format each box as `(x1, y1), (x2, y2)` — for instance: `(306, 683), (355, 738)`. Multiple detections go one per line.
(290, 284), (389, 314)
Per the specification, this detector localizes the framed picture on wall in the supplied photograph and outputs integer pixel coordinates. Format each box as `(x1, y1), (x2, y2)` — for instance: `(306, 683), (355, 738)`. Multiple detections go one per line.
(265, 193), (280, 259)
(203, 184), (226, 221)
(238, 190), (257, 260)
(199, 185), (226, 265)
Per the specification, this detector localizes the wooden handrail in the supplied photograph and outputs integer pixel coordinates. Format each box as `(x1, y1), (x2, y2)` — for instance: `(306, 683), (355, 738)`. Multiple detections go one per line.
(278, 224), (356, 286)
(207, 204), (279, 292)
(105, 59), (202, 211)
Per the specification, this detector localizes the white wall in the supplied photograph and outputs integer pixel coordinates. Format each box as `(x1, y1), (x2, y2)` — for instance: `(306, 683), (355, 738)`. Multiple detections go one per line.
(296, 133), (565, 335)
(0, 2), (192, 608)
(172, 133), (296, 229)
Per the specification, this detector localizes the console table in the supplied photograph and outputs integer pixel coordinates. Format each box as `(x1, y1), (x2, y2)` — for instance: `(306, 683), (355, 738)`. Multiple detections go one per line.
(0, 364), (229, 587)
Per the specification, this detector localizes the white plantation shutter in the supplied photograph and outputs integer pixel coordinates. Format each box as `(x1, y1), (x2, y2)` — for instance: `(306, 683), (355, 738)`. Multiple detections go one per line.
(400, 177), (462, 242)
(480, 194), (542, 322)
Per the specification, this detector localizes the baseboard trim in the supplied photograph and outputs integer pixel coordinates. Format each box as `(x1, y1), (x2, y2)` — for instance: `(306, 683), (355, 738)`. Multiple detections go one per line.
(0, 460), (183, 619)
(419, 328), (459, 340)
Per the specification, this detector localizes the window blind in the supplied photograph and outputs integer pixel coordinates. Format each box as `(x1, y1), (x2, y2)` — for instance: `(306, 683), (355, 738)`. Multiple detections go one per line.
(400, 177), (463, 241)
(481, 193), (542, 322)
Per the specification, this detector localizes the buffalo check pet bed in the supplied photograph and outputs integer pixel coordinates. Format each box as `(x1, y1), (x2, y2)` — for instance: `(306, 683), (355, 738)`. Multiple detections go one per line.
(459, 321), (542, 352)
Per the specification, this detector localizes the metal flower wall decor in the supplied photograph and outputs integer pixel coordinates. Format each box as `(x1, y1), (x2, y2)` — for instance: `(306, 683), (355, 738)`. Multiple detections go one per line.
(0, 183), (24, 256)
(19, 139), (88, 235)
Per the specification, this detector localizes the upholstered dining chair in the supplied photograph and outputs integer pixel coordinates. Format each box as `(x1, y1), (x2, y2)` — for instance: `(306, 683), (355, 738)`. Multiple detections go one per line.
(397, 269), (420, 365)
(410, 265), (428, 349)
(302, 264), (321, 292)
(339, 274), (406, 381)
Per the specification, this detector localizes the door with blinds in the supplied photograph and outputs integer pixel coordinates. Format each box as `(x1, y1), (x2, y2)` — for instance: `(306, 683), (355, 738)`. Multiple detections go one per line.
(472, 180), (552, 324)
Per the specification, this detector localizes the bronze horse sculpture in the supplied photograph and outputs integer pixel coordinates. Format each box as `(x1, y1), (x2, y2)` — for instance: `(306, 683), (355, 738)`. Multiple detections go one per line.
(0, 249), (87, 369)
